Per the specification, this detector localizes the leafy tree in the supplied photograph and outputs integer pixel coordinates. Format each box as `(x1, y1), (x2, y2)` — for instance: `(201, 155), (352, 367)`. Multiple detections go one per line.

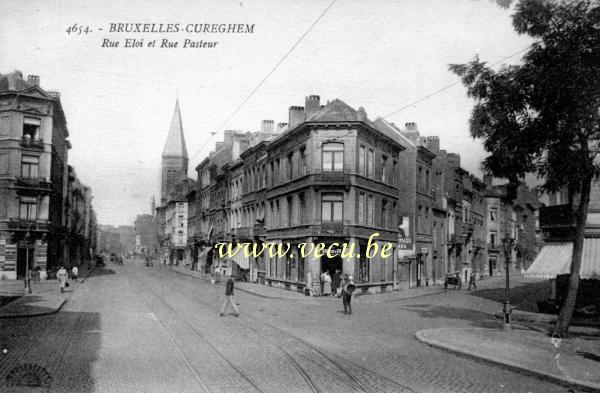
(450, 0), (600, 337)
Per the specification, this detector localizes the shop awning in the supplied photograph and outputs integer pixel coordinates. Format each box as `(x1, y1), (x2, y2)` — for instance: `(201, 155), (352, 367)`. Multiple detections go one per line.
(525, 239), (600, 279)
(232, 251), (250, 270)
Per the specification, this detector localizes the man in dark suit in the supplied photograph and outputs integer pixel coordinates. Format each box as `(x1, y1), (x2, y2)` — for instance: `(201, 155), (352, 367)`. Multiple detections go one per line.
(220, 277), (240, 317)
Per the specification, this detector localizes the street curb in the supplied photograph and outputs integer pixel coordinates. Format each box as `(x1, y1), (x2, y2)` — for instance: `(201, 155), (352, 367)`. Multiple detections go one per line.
(167, 267), (313, 301)
(80, 265), (97, 284)
(0, 298), (66, 319)
(415, 329), (600, 392)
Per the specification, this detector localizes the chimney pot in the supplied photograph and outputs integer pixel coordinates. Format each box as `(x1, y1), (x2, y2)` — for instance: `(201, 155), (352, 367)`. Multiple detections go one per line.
(27, 75), (39, 86)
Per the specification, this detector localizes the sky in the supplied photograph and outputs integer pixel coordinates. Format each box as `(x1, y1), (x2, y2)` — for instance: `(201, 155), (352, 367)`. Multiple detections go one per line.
(0, 0), (534, 226)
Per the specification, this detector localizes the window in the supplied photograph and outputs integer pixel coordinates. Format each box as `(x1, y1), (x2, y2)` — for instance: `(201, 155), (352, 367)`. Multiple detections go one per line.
(298, 193), (305, 224)
(425, 170), (430, 191)
(269, 162), (274, 186)
(322, 143), (344, 171)
(359, 244), (369, 283)
(490, 231), (497, 246)
(321, 193), (343, 221)
(19, 197), (37, 220)
(276, 200), (281, 227)
(490, 208), (497, 221)
(381, 156), (387, 182)
(21, 155), (39, 178)
(23, 117), (40, 139)
(275, 159), (280, 183)
(287, 196), (293, 226)
(393, 160), (397, 184)
(417, 205), (422, 232)
(287, 152), (294, 180)
(297, 253), (305, 282)
(359, 146), (366, 175)
(300, 148), (306, 176)
(367, 195), (374, 226)
(358, 192), (365, 224)
(367, 149), (374, 177)
(381, 199), (387, 228)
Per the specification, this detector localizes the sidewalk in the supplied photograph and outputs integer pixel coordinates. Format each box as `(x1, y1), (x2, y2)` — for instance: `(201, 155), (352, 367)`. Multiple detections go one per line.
(0, 262), (96, 318)
(416, 327), (600, 392)
(168, 264), (309, 300)
(168, 264), (447, 302)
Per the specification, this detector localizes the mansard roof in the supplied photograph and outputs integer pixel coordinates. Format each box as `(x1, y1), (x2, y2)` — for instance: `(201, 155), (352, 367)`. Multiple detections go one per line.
(162, 100), (189, 159)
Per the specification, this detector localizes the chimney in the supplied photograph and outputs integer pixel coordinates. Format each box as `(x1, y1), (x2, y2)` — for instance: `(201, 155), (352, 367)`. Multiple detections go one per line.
(425, 136), (440, 154)
(305, 95), (320, 118)
(447, 153), (461, 168)
(483, 174), (493, 186)
(288, 106), (305, 129)
(276, 122), (288, 133)
(27, 75), (39, 86)
(405, 122), (418, 131)
(260, 120), (274, 134)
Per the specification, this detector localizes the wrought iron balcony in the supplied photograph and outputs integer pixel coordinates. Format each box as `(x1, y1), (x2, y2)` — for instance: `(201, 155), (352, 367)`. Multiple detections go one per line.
(473, 238), (485, 249)
(314, 171), (350, 186)
(448, 233), (465, 244)
(20, 136), (44, 149)
(15, 176), (51, 192)
(7, 218), (50, 231)
(318, 221), (348, 236)
(539, 205), (575, 229)
(253, 223), (266, 237)
(234, 226), (253, 239)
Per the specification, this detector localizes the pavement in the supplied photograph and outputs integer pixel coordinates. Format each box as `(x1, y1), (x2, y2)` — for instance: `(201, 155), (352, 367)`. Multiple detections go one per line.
(168, 264), (448, 302)
(416, 327), (600, 392)
(0, 262), (95, 318)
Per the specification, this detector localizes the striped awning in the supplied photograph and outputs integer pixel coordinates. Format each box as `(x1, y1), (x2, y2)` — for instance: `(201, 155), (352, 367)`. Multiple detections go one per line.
(525, 239), (600, 279)
(232, 251), (250, 270)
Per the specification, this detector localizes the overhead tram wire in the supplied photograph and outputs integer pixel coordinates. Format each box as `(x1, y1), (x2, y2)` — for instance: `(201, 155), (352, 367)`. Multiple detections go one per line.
(189, 0), (337, 163)
(381, 46), (530, 119)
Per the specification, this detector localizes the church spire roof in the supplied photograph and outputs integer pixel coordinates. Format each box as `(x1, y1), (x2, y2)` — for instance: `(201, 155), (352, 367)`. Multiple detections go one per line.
(162, 100), (188, 159)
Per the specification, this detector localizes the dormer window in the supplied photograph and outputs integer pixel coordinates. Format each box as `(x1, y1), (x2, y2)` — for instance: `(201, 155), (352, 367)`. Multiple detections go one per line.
(23, 117), (41, 139)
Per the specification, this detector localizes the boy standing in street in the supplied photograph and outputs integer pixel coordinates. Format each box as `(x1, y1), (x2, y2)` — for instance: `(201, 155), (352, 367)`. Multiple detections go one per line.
(220, 277), (240, 317)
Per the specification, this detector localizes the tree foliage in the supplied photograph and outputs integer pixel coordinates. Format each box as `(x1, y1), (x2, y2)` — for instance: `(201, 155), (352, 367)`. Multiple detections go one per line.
(451, 0), (600, 336)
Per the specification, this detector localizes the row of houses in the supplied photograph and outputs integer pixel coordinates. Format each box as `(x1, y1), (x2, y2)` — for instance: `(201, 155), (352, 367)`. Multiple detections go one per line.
(157, 95), (543, 293)
(0, 71), (97, 280)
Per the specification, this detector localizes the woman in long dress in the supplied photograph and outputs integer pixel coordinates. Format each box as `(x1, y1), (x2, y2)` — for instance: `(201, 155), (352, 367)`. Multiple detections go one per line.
(321, 271), (332, 296)
(57, 266), (67, 293)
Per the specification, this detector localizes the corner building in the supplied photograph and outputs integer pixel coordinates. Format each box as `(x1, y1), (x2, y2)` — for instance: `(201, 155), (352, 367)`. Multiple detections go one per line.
(252, 97), (407, 294)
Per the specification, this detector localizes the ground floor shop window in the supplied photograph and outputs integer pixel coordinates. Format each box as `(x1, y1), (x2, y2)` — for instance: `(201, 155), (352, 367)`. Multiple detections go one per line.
(297, 254), (305, 282)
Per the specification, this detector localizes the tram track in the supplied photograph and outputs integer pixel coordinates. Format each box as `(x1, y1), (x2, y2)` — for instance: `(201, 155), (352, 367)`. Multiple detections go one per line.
(135, 261), (417, 392)
(161, 265), (416, 393)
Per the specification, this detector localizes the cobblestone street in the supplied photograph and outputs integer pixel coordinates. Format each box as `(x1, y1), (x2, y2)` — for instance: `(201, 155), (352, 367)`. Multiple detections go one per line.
(0, 258), (575, 392)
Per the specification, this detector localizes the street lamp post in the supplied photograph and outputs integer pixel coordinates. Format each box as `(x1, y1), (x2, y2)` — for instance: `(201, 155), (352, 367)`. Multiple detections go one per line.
(501, 230), (514, 330)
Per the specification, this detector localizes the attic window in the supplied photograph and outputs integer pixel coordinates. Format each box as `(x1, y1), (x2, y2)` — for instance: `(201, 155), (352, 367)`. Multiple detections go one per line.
(23, 117), (41, 139)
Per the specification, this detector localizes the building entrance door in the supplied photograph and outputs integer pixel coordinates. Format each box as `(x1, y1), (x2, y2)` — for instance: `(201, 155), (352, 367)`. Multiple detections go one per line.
(17, 246), (34, 279)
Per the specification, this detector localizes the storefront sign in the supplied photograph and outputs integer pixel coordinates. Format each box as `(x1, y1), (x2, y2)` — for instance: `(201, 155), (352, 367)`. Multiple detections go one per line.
(398, 213), (413, 250)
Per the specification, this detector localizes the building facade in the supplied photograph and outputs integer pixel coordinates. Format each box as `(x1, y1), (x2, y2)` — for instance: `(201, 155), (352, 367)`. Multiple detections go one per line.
(0, 71), (96, 279)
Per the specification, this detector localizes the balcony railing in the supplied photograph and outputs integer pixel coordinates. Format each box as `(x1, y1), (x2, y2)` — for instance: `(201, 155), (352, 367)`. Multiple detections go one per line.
(448, 233), (465, 244)
(314, 171), (350, 186)
(15, 176), (51, 190)
(318, 221), (348, 236)
(253, 223), (266, 237)
(20, 136), (44, 149)
(473, 238), (485, 249)
(539, 204), (575, 229)
(8, 218), (50, 230)
(235, 226), (253, 239)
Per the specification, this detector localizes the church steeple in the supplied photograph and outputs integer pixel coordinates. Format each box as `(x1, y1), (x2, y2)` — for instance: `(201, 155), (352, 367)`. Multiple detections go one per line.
(162, 100), (188, 159)
(161, 100), (189, 204)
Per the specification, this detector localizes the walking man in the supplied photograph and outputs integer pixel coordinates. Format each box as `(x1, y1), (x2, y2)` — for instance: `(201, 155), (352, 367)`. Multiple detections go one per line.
(220, 277), (240, 317)
(341, 274), (354, 315)
(71, 266), (79, 282)
(468, 271), (477, 291)
(57, 266), (68, 293)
